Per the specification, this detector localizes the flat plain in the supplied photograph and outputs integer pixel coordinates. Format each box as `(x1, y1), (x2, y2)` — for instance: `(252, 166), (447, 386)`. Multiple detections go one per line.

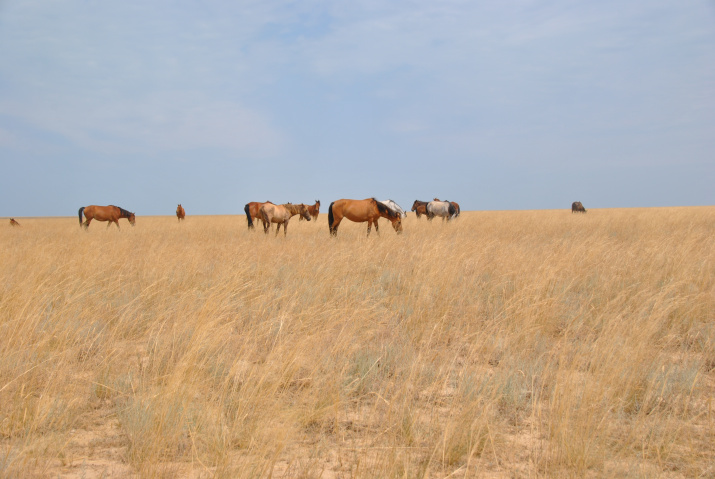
(1, 207), (713, 478)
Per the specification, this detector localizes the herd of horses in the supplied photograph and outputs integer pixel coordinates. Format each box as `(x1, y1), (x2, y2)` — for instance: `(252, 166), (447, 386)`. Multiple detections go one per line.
(10, 200), (588, 233)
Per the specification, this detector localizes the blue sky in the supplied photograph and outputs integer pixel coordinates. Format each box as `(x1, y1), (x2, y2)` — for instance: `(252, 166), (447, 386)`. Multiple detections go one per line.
(1, 0), (713, 216)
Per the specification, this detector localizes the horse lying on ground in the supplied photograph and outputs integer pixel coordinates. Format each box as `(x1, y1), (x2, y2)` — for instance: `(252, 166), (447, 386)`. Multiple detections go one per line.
(9, 218), (20, 227)
(328, 198), (402, 236)
(78, 205), (135, 230)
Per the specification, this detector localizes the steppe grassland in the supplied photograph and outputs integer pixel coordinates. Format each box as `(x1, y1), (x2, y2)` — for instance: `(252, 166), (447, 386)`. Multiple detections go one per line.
(0, 207), (713, 478)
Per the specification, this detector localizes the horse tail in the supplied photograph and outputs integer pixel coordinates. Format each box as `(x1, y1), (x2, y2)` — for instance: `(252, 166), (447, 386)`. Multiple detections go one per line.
(244, 204), (253, 228)
(328, 202), (335, 232)
(78, 207), (85, 226)
(448, 203), (456, 217)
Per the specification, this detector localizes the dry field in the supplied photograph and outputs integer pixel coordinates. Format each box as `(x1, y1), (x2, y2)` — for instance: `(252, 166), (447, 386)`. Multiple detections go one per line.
(1, 207), (713, 478)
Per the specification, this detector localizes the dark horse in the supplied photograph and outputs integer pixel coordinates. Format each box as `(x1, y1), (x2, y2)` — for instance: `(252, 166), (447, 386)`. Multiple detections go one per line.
(572, 201), (587, 213)
(244, 201), (273, 229)
(9, 218), (20, 227)
(328, 198), (402, 236)
(79, 205), (136, 230)
(411, 200), (429, 219)
(300, 200), (320, 222)
(176, 204), (185, 222)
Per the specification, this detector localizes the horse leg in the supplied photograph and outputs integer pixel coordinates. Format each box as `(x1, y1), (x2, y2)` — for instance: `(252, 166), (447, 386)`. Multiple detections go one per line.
(275, 222), (282, 236)
(83, 218), (91, 230)
(282, 219), (289, 236)
(374, 219), (380, 236)
(330, 217), (341, 236)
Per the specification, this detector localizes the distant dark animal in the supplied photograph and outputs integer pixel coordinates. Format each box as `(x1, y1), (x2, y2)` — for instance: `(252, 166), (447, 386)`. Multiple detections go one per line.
(176, 204), (185, 222)
(244, 201), (273, 229)
(411, 200), (429, 219)
(9, 218), (20, 227)
(328, 198), (403, 237)
(78, 205), (135, 230)
(572, 201), (587, 213)
(426, 200), (457, 221)
(300, 200), (320, 222)
(259, 203), (311, 236)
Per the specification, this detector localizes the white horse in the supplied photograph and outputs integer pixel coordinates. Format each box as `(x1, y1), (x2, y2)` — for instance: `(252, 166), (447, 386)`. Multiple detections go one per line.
(426, 200), (457, 221)
(378, 199), (407, 219)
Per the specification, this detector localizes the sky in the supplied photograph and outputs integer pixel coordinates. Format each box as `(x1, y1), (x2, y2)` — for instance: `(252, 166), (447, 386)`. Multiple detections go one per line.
(1, 0), (713, 216)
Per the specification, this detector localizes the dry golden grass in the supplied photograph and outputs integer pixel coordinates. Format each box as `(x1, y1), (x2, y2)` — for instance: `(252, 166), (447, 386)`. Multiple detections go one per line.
(1, 207), (713, 478)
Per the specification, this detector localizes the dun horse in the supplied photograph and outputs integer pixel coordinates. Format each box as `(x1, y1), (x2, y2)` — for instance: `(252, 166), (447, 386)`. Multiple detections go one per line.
(300, 200), (320, 222)
(328, 198), (402, 236)
(176, 204), (185, 222)
(78, 205), (135, 230)
(244, 201), (273, 229)
(259, 203), (311, 236)
(9, 218), (20, 227)
(411, 200), (429, 219)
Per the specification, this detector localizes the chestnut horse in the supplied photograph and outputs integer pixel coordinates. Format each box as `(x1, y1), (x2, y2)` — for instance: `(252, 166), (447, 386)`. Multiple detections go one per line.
(9, 218), (20, 227)
(244, 201), (273, 229)
(328, 198), (402, 236)
(259, 203), (311, 236)
(78, 205), (135, 230)
(411, 200), (429, 219)
(176, 204), (185, 222)
(300, 200), (320, 221)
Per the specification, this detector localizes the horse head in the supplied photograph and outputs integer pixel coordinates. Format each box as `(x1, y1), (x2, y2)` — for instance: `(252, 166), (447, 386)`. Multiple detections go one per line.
(128, 213), (136, 226)
(299, 204), (311, 221)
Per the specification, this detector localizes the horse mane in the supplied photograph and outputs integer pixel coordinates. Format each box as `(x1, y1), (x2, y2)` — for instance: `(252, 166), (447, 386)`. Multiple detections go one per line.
(373, 198), (397, 218)
(111, 205), (133, 217)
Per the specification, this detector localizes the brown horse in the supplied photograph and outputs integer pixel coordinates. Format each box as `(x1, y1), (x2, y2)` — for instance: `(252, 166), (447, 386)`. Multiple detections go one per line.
(259, 203), (311, 236)
(572, 201), (586, 213)
(244, 201), (273, 229)
(9, 218), (20, 227)
(328, 198), (402, 236)
(78, 205), (135, 230)
(411, 200), (429, 219)
(300, 200), (320, 221)
(176, 204), (185, 222)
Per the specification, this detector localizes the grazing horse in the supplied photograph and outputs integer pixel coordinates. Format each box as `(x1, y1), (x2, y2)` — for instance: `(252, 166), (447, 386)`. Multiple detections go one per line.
(434, 198), (460, 218)
(259, 203), (311, 236)
(9, 218), (20, 227)
(244, 201), (274, 229)
(572, 201), (587, 213)
(379, 199), (407, 219)
(328, 198), (403, 237)
(300, 200), (320, 222)
(78, 205), (135, 230)
(411, 200), (429, 219)
(426, 200), (456, 221)
(176, 204), (185, 222)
